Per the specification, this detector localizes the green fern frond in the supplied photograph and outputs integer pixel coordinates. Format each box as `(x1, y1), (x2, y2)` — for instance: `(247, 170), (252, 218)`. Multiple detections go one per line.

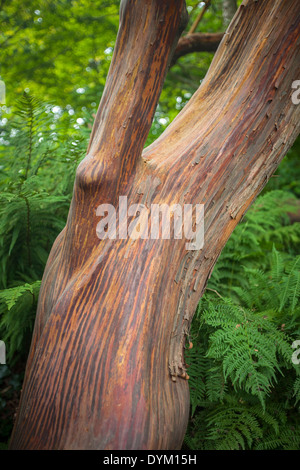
(0, 280), (41, 362)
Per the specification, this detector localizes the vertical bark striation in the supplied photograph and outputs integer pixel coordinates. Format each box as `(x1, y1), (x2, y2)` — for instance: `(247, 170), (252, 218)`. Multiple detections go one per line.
(10, 0), (300, 450)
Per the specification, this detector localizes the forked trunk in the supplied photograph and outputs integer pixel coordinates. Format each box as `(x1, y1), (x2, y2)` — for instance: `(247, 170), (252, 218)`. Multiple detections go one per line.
(10, 0), (300, 450)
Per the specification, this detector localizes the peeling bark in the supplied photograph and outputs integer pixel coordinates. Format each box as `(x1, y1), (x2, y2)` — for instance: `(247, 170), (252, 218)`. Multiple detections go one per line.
(10, 0), (300, 450)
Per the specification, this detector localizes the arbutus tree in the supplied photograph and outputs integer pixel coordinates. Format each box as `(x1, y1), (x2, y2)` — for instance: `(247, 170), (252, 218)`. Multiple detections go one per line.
(9, 0), (300, 450)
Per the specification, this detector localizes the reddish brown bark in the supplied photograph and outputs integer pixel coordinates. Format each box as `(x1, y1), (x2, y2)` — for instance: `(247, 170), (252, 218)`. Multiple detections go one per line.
(10, 0), (300, 450)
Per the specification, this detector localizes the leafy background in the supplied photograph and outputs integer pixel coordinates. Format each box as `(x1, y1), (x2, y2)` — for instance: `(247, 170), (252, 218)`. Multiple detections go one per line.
(0, 0), (299, 450)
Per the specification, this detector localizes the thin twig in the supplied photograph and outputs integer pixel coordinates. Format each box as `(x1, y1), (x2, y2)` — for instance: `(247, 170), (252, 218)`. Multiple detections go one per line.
(188, 0), (211, 35)
(206, 287), (225, 300)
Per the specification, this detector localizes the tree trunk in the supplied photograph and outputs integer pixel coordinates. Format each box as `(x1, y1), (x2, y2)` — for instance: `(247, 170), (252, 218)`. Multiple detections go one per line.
(223, 0), (237, 28)
(10, 0), (300, 450)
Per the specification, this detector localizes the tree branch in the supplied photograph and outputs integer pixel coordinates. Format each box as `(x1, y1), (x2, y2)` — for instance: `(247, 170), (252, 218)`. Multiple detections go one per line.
(171, 32), (224, 66)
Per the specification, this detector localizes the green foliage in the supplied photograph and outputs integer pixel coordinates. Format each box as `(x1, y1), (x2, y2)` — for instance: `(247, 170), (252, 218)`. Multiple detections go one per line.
(0, 0), (119, 111)
(185, 193), (300, 450)
(209, 190), (300, 295)
(0, 91), (89, 443)
(266, 138), (300, 197)
(0, 0), (224, 146)
(0, 92), (88, 366)
(0, 281), (41, 362)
